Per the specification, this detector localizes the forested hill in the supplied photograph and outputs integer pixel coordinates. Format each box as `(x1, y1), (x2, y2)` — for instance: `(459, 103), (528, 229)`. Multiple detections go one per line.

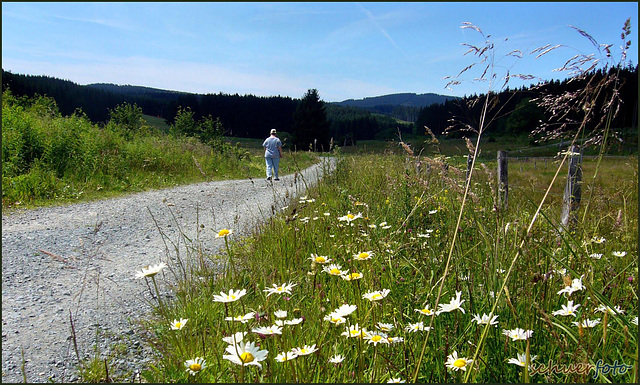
(336, 93), (458, 122)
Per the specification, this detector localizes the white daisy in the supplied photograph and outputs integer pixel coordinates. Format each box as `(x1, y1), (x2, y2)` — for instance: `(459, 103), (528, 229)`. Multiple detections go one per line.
(363, 289), (391, 302)
(135, 262), (168, 279)
(472, 313), (499, 326)
(225, 312), (256, 323)
(223, 341), (269, 369)
(184, 357), (207, 376)
(436, 291), (466, 315)
(552, 300), (581, 317)
(222, 331), (247, 345)
(170, 318), (188, 330)
(445, 351), (473, 371)
(263, 282), (297, 297)
(502, 328), (534, 341)
(213, 288), (247, 303)
(507, 352), (538, 367)
(572, 318), (601, 328)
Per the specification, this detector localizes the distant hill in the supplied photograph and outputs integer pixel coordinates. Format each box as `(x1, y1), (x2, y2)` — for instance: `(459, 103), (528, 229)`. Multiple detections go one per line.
(334, 93), (459, 122)
(336, 92), (457, 108)
(86, 83), (190, 99)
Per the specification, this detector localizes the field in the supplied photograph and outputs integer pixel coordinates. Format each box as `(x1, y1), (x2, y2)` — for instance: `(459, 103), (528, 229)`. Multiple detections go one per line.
(132, 141), (638, 383)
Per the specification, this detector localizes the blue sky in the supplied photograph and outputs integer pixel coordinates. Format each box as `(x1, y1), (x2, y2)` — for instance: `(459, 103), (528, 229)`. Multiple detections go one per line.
(2, 2), (638, 102)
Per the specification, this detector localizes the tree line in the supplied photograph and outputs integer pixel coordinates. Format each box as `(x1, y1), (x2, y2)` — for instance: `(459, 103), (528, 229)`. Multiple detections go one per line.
(414, 64), (638, 141)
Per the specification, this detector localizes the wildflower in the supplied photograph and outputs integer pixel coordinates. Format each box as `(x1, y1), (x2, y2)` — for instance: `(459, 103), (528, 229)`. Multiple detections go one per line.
(342, 324), (365, 338)
(377, 322), (395, 332)
(405, 321), (431, 332)
(323, 263), (348, 276)
(329, 354), (345, 364)
(388, 378), (406, 383)
(251, 325), (282, 336)
(429, 209), (438, 214)
(213, 288), (247, 303)
(596, 304), (625, 315)
(135, 262), (167, 279)
(310, 254), (331, 264)
(445, 351), (473, 371)
(223, 341), (269, 369)
(291, 344), (318, 356)
(496, 269), (506, 274)
(274, 310), (288, 319)
(557, 275), (585, 297)
(338, 212), (362, 222)
(215, 228), (233, 238)
(380, 222), (392, 229)
(589, 253), (603, 259)
(225, 312), (256, 323)
(170, 318), (188, 330)
(472, 313), (499, 326)
(436, 291), (466, 315)
(591, 236), (606, 244)
(275, 351), (298, 362)
(263, 282), (297, 297)
(364, 331), (389, 346)
(572, 318), (601, 328)
(388, 336), (404, 344)
(631, 317), (638, 326)
(363, 289), (391, 302)
(417, 233), (431, 238)
(612, 251), (627, 257)
(415, 306), (436, 316)
(507, 352), (538, 367)
(324, 312), (346, 325)
(184, 357), (207, 376)
(334, 304), (357, 317)
(222, 331), (247, 345)
(341, 272), (363, 281)
(287, 316), (303, 325)
(354, 251), (373, 261)
(552, 300), (581, 317)
(502, 328), (534, 341)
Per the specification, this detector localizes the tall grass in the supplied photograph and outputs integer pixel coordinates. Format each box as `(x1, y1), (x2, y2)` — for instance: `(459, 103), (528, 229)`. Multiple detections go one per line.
(133, 148), (636, 383)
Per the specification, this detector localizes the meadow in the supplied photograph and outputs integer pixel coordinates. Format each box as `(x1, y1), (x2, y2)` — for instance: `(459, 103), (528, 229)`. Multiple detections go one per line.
(132, 141), (638, 383)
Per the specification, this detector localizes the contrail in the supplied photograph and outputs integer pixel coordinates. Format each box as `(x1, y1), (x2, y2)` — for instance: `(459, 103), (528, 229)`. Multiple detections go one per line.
(357, 3), (408, 57)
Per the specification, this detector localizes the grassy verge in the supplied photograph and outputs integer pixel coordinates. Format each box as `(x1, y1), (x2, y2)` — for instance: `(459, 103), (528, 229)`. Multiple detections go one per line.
(135, 146), (637, 383)
(1, 93), (318, 211)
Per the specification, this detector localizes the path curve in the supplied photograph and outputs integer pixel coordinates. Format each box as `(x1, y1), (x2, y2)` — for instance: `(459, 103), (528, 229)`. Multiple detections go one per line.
(2, 158), (333, 383)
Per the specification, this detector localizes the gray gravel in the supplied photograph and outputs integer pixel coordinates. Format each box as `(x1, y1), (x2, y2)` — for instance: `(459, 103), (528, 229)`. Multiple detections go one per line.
(2, 159), (333, 383)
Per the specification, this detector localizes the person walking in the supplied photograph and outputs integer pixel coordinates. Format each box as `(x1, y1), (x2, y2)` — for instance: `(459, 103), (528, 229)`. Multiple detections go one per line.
(262, 128), (283, 181)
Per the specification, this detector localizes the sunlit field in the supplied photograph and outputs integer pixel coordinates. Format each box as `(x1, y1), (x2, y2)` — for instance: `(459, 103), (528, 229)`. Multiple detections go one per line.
(134, 146), (638, 383)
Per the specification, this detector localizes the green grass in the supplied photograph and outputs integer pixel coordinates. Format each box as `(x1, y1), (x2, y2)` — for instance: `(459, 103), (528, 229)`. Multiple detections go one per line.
(2, 93), (319, 211)
(134, 146), (637, 383)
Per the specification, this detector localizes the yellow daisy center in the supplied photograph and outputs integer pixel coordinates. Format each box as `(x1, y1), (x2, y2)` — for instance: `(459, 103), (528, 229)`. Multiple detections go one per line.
(218, 229), (230, 236)
(299, 349), (308, 354)
(350, 330), (360, 336)
(371, 335), (382, 342)
(315, 256), (326, 263)
(189, 363), (201, 371)
(348, 273), (361, 279)
(330, 268), (341, 275)
(175, 322), (182, 328)
(347, 214), (354, 219)
(453, 358), (467, 368)
(372, 293), (382, 300)
(240, 352), (254, 363)
(332, 317), (342, 323)
(358, 252), (369, 259)
(230, 295), (236, 300)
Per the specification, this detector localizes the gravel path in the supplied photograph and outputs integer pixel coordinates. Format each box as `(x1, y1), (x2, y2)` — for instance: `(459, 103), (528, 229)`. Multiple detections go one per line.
(2, 159), (333, 383)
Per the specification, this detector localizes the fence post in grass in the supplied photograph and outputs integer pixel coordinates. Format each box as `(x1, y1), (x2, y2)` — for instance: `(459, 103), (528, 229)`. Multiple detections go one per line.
(466, 154), (473, 183)
(497, 151), (508, 210)
(560, 145), (582, 232)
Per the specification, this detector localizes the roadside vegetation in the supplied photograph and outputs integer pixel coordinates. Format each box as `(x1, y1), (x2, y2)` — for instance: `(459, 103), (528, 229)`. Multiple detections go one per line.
(1, 90), (318, 211)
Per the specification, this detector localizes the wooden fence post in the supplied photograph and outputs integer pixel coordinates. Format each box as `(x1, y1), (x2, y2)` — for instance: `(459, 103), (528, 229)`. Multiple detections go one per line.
(560, 145), (582, 231)
(466, 154), (473, 183)
(497, 151), (508, 209)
